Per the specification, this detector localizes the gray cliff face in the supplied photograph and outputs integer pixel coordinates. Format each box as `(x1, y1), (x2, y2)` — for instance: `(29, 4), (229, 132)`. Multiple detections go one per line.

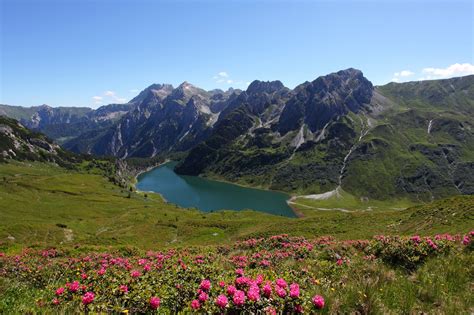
(64, 83), (241, 158)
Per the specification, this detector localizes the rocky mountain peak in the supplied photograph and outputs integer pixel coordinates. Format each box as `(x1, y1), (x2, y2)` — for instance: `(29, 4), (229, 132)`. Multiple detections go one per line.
(246, 80), (286, 95)
(129, 84), (174, 104)
(169, 82), (207, 101)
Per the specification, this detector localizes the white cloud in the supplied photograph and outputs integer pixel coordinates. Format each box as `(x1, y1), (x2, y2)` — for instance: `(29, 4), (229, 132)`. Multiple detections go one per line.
(213, 71), (242, 85)
(421, 63), (474, 80)
(92, 96), (103, 105)
(92, 90), (127, 105)
(391, 69), (414, 82)
(104, 90), (115, 97)
(399, 70), (415, 77)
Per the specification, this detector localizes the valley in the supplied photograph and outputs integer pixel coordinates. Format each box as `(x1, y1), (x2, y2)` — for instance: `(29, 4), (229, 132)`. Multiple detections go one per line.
(1, 70), (473, 314)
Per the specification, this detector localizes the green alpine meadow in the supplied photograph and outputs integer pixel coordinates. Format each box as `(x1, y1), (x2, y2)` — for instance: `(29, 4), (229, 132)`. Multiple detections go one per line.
(1, 0), (473, 314)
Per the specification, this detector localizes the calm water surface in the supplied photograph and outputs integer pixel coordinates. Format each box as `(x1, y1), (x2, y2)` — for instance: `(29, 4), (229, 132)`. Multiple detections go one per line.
(136, 162), (295, 217)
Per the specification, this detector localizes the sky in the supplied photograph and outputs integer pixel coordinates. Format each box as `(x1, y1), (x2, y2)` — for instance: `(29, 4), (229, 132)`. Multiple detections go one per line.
(1, 0), (473, 108)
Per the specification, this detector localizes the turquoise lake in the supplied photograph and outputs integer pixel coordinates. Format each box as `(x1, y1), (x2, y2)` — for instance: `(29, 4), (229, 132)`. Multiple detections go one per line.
(136, 162), (296, 217)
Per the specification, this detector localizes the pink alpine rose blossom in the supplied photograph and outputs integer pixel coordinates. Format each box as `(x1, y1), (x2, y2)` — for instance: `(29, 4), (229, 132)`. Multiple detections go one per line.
(55, 287), (65, 296)
(463, 235), (470, 245)
(290, 283), (300, 298)
(82, 292), (95, 305)
(119, 285), (128, 293)
(295, 304), (304, 313)
(130, 270), (141, 278)
(276, 286), (287, 298)
(263, 283), (272, 297)
(67, 281), (80, 293)
(215, 294), (228, 308)
(247, 285), (261, 301)
(198, 291), (209, 302)
(275, 278), (287, 288)
(149, 296), (160, 310)
(227, 285), (237, 296)
(191, 299), (200, 310)
(312, 295), (325, 309)
(233, 290), (246, 306)
(200, 279), (211, 291)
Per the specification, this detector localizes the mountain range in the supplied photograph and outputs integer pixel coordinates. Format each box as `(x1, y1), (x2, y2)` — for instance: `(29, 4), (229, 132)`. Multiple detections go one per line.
(1, 69), (473, 201)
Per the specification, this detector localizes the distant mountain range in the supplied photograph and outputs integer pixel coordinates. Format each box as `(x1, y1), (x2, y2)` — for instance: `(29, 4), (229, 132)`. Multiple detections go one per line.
(1, 69), (473, 201)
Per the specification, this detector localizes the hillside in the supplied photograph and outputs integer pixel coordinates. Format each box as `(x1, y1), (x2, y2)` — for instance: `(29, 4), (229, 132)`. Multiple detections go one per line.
(1, 229), (472, 313)
(0, 115), (81, 167)
(0, 103), (133, 144)
(1, 158), (472, 251)
(1, 72), (473, 203)
(175, 73), (474, 201)
(0, 127), (472, 314)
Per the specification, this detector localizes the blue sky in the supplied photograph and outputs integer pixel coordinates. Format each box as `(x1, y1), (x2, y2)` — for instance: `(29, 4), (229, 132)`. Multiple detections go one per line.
(1, 0), (473, 108)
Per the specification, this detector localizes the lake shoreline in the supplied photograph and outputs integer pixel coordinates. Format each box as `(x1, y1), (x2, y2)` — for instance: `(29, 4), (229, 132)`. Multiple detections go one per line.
(135, 161), (299, 218)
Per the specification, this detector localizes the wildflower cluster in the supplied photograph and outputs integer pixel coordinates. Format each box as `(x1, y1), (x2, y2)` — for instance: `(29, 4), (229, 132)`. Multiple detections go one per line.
(0, 231), (471, 313)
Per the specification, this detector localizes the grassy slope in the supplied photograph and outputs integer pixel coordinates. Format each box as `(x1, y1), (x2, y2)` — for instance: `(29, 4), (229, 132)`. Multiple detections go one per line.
(1, 161), (472, 252)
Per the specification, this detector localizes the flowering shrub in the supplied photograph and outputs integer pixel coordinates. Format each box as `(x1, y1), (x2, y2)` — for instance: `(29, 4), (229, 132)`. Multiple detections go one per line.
(0, 231), (471, 313)
(368, 234), (456, 271)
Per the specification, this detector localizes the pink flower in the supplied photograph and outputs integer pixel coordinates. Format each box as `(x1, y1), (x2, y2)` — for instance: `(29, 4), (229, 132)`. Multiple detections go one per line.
(336, 259), (343, 266)
(260, 259), (271, 267)
(410, 235), (422, 243)
(191, 299), (200, 310)
(265, 307), (277, 315)
(426, 238), (438, 250)
(275, 278), (287, 288)
(263, 283), (272, 297)
(227, 285), (237, 296)
(200, 279), (211, 291)
(82, 292), (95, 305)
(119, 285), (128, 294)
(81, 273), (88, 280)
(55, 287), (65, 296)
(215, 294), (228, 308)
(289, 283), (300, 298)
(233, 290), (246, 306)
(219, 281), (226, 287)
(294, 304), (304, 313)
(130, 270), (141, 278)
(276, 286), (287, 298)
(312, 295), (325, 309)
(463, 235), (470, 245)
(143, 264), (151, 272)
(52, 298), (60, 306)
(149, 296), (160, 310)
(198, 291), (209, 302)
(97, 268), (106, 276)
(67, 281), (80, 293)
(235, 276), (250, 287)
(247, 285), (260, 301)
(235, 268), (244, 276)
